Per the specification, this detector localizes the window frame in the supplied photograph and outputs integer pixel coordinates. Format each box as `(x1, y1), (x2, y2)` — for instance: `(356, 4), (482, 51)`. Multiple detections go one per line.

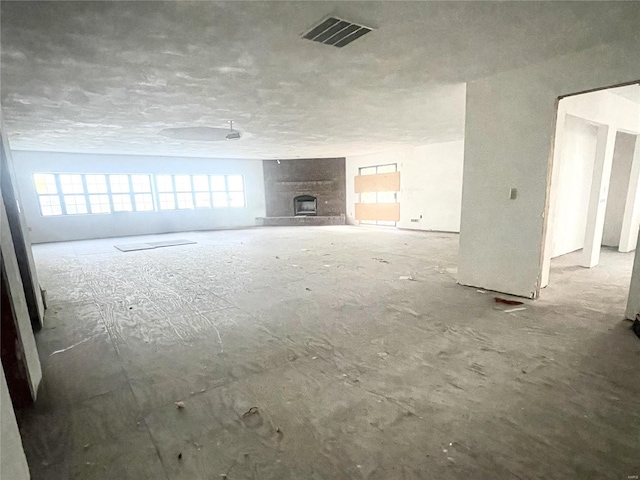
(357, 163), (398, 227)
(33, 172), (246, 217)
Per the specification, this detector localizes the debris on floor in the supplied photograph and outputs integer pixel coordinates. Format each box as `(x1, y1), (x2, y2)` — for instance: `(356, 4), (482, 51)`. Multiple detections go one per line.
(494, 297), (524, 306)
(242, 407), (259, 418)
(114, 239), (196, 252)
(48, 336), (95, 358)
(389, 304), (421, 317)
(175, 401), (186, 409)
(373, 258), (390, 264)
(632, 315), (640, 340)
(305, 287), (311, 291)
(399, 276), (417, 281)
(503, 307), (527, 313)
(241, 407), (264, 429)
(477, 290), (486, 294)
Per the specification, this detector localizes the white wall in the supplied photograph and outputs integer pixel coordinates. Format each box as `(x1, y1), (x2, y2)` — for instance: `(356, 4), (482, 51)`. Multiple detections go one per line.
(603, 133), (636, 247)
(399, 142), (465, 232)
(560, 89), (640, 134)
(549, 90), (640, 259)
(543, 87), (640, 277)
(550, 115), (598, 257)
(345, 140), (464, 232)
(1, 192), (41, 398)
(12, 151), (266, 243)
(1, 366), (30, 480)
(459, 36), (640, 298)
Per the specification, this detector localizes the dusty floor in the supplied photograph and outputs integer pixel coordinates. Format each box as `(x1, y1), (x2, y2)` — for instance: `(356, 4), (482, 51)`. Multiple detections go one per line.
(16, 226), (640, 480)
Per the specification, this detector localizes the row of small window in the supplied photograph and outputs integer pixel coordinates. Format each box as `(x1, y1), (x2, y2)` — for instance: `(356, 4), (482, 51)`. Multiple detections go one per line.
(34, 173), (245, 216)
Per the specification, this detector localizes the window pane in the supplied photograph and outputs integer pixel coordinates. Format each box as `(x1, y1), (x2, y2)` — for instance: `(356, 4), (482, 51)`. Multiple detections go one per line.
(157, 175), (173, 192)
(176, 192), (194, 209)
(193, 175), (209, 192)
(376, 164), (396, 174)
(360, 192), (377, 204)
(64, 195), (88, 214)
(377, 192), (396, 203)
(210, 175), (226, 191)
(212, 192), (228, 208)
(227, 175), (243, 192)
(60, 174), (84, 194)
(228, 192), (245, 207)
(159, 193), (175, 210)
(195, 192), (211, 208)
(109, 175), (130, 193)
(134, 193), (154, 211)
(34, 174), (57, 194)
(359, 166), (376, 176)
(39, 195), (62, 216)
(85, 174), (108, 193)
(174, 175), (192, 192)
(112, 193), (133, 212)
(131, 175), (151, 193)
(89, 194), (111, 214)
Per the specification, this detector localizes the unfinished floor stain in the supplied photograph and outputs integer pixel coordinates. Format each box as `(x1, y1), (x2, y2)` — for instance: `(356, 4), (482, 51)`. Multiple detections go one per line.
(16, 227), (640, 480)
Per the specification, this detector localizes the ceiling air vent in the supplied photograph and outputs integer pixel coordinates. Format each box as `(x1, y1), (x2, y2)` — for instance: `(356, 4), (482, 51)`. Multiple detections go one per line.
(302, 17), (372, 48)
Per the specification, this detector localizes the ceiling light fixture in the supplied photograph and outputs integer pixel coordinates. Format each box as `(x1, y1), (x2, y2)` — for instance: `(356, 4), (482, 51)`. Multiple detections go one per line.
(158, 121), (242, 142)
(226, 120), (241, 140)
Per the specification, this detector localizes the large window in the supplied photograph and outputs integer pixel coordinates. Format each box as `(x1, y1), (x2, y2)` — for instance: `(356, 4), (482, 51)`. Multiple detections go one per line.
(131, 175), (154, 211)
(211, 175), (245, 208)
(85, 174), (111, 214)
(59, 174), (88, 215)
(33, 173), (246, 216)
(154, 174), (246, 211)
(174, 175), (194, 209)
(34, 174), (62, 216)
(109, 174), (133, 212)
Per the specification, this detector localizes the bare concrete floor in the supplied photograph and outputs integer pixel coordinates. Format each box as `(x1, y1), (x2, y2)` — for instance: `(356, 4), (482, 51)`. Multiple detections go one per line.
(16, 226), (640, 480)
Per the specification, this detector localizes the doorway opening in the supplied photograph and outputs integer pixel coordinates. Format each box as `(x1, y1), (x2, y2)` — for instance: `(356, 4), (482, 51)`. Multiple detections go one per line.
(540, 81), (640, 319)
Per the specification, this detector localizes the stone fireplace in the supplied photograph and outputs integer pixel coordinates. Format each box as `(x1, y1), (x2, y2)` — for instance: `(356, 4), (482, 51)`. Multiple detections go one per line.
(258, 157), (346, 226)
(294, 195), (317, 216)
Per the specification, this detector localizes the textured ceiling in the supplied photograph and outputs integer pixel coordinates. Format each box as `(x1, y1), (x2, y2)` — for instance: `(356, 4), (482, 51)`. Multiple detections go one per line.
(1, 1), (639, 159)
